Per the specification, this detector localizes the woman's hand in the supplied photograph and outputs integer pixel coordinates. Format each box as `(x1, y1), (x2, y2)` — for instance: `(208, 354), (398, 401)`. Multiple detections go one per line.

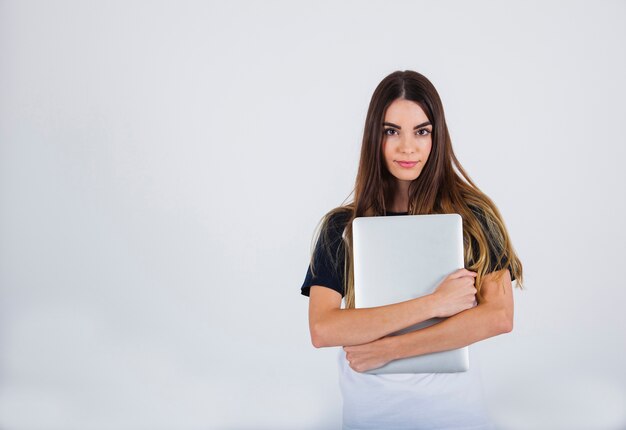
(343, 336), (396, 373)
(430, 268), (478, 318)
(342, 268), (479, 372)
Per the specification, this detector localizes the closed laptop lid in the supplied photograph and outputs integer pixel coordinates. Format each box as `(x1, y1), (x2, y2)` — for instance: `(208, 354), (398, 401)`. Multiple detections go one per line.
(352, 213), (469, 374)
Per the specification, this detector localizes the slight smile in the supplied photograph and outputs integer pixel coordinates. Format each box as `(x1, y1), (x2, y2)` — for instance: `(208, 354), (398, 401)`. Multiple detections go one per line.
(396, 161), (419, 168)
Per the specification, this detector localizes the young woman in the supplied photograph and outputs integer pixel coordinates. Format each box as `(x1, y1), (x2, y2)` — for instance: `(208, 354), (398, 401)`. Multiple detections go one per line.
(300, 70), (524, 429)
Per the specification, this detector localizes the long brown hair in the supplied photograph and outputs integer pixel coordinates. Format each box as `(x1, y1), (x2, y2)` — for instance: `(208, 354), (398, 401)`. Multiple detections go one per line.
(310, 70), (524, 309)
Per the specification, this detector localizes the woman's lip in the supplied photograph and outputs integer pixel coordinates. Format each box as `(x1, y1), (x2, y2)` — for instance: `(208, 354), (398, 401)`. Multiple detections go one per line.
(396, 161), (418, 168)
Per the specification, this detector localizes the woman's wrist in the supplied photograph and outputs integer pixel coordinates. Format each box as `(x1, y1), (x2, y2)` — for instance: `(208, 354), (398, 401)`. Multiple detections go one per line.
(418, 292), (440, 320)
(385, 332), (420, 362)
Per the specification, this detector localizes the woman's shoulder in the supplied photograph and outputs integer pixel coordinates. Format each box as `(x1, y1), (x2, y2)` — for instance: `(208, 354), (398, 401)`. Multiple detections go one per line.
(467, 203), (485, 219)
(316, 206), (353, 246)
(467, 203), (495, 231)
(322, 206), (353, 230)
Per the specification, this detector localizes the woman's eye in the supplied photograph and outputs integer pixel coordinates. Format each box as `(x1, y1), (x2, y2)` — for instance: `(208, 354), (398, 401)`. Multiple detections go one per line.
(384, 128), (431, 136)
(417, 129), (432, 136)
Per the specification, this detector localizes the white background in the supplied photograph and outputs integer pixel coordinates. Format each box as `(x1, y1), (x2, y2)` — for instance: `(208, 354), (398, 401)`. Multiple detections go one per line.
(1, 1), (625, 429)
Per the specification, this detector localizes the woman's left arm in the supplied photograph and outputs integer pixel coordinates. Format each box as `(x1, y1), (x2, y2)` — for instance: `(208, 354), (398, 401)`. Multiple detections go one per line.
(343, 269), (514, 373)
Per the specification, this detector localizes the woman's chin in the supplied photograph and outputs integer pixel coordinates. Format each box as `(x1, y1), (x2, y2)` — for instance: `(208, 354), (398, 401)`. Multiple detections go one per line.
(392, 172), (421, 182)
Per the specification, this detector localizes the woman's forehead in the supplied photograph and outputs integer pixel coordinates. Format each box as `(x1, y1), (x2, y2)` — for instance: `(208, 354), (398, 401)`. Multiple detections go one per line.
(384, 99), (429, 123)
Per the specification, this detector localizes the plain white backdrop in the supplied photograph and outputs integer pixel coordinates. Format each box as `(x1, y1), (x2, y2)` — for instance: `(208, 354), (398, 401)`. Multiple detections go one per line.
(1, 0), (625, 429)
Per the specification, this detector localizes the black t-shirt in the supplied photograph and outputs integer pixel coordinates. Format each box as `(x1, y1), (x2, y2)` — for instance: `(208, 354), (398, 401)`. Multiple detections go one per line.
(300, 210), (515, 298)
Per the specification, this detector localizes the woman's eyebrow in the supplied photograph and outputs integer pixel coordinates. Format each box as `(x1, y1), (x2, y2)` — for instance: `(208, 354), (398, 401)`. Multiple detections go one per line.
(383, 121), (432, 129)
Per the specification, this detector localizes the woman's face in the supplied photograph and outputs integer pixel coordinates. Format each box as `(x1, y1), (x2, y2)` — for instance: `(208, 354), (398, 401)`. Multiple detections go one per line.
(382, 98), (433, 186)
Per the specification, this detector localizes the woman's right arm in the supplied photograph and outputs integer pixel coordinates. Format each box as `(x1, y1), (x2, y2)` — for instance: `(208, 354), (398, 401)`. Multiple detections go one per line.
(308, 268), (478, 348)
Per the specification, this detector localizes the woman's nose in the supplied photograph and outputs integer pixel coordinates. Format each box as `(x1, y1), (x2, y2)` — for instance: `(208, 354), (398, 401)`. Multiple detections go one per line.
(399, 135), (416, 153)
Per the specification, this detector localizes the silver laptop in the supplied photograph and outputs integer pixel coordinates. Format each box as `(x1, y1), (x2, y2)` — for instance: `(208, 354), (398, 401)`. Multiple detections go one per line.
(352, 213), (469, 374)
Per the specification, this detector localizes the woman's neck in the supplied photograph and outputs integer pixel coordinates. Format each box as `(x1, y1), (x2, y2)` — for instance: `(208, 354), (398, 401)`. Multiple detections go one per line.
(388, 206), (408, 213)
(388, 188), (410, 212)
